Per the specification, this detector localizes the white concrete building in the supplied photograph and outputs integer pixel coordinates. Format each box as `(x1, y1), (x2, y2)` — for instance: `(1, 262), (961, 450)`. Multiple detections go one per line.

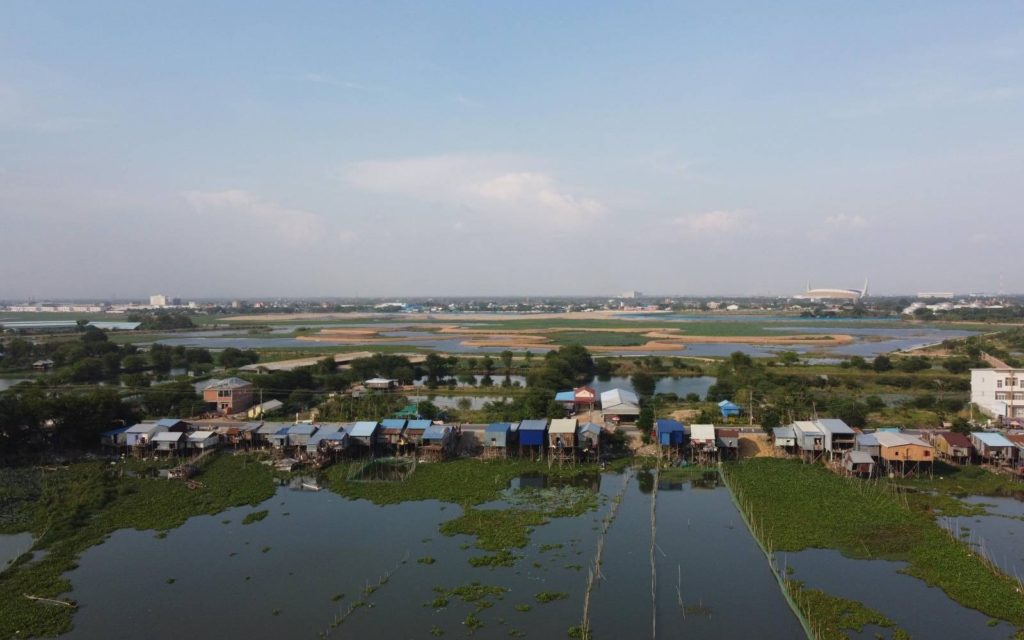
(971, 368), (1024, 420)
(149, 294), (168, 307)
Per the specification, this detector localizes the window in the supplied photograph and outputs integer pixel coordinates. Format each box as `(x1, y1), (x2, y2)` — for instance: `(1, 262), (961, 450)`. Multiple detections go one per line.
(997, 380), (1003, 388)
(1005, 378), (1013, 387)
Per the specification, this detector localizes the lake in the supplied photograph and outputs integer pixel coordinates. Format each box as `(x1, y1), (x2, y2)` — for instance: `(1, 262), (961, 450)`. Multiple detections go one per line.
(62, 468), (803, 639)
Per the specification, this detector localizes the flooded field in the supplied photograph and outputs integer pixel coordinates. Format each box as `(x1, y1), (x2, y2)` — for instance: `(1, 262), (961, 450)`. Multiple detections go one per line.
(939, 495), (1024, 581)
(60, 468), (803, 639)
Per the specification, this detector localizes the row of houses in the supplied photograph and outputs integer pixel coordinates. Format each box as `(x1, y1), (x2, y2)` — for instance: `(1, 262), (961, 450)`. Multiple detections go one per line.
(552, 387), (742, 421)
(481, 418), (602, 461)
(650, 419), (742, 463)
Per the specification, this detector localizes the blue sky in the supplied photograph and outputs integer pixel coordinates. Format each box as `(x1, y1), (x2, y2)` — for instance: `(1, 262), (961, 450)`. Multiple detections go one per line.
(1, 1), (1022, 298)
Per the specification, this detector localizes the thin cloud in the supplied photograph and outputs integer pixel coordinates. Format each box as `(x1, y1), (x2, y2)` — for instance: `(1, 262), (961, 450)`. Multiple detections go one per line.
(340, 154), (606, 230)
(300, 72), (373, 91)
(825, 214), (870, 229)
(182, 190), (325, 246)
(673, 210), (747, 235)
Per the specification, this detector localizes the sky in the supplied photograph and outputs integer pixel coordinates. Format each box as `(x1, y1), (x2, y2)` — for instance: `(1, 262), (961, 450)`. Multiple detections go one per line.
(1, 1), (1022, 299)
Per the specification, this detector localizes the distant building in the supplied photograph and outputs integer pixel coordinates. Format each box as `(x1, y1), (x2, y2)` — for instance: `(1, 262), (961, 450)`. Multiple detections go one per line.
(149, 294), (168, 307)
(619, 291), (642, 299)
(917, 292), (955, 300)
(971, 368), (1024, 420)
(794, 279), (868, 301)
(202, 377), (255, 414)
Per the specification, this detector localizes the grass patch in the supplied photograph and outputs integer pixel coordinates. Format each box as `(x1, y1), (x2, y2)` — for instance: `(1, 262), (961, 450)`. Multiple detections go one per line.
(442, 508), (548, 551)
(241, 510), (269, 525)
(785, 579), (910, 640)
(726, 458), (1024, 626)
(0, 454), (275, 638)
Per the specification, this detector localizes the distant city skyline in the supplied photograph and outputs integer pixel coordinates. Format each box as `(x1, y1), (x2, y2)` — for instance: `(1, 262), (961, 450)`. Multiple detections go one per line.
(1, 2), (1022, 298)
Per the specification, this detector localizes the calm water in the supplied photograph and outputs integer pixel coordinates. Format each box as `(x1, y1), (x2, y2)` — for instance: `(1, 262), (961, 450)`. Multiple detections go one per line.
(152, 318), (976, 358)
(63, 471), (802, 639)
(939, 495), (1024, 581)
(780, 548), (1016, 639)
(0, 532), (33, 569)
(0, 378), (30, 391)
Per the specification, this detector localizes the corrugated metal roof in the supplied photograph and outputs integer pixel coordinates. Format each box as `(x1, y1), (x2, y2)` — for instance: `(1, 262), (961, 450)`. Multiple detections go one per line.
(152, 431), (184, 442)
(856, 433), (879, 446)
(485, 422), (512, 433)
(381, 419), (407, 430)
(257, 422), (292, 435)
(549, 418), (577, 434)
(772, 426), (795, 439)
(208, 377), (252, 390)
(188, 431), (217, 441)
(287, 424), (317, 436)
(405, 419), (432, 431)
(846, 451), (875, 464)
(971, 432), (1014, 448)
(519, 419), (549, 431)
(423, 424), (451, 440)
(656, 419), (685, 434)
(690, 424), (715, 441)
(579, 423), (601, 435)
(792, 420), (823, 435)
(125, 422), (162, 434)
(101, 426), (130, 437)
(816, 419), (855, 435)
(350, 421), (379, 437)
(936, 431), (972, 448)
(874, 432), (930, 448)
(554, 391), (575, 402)
(600, 388), (639, 407)
(156, 418), (186, 428)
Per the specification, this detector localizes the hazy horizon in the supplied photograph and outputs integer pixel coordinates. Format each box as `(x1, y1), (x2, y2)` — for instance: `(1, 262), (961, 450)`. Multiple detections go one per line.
(2, 2), (1022, 298)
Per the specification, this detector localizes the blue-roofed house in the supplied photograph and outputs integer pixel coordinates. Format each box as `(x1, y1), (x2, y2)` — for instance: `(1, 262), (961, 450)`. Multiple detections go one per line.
(349, 421), (380, 453)
(421, 424), (455, 460)
(155, 418), (189, 432)
(307, 425), (348, 459)
(970, 432), (1017, 465)
(518, 419), (548, 451)
(554, 390), (575, 412)
(655, 419), (686, 447)
(269, 427), (290, 449)
(100, 426), (130, 449)
(718, 400), (741, 418)
(286, 424), (318, 448)
(403, 419), (432, 447)
(855, 433), (880, 458)
(380, 419), (407, 447)
(484, 423), (513, 456)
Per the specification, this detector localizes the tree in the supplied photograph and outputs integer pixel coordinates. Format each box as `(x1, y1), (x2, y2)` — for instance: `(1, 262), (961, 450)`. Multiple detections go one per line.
(778, 351), (800, 365)
(482, 355), (496, 376)
(500, 350), (514, 376)
(759, 407), (781, 432)
(631, 371), (657, 398)
(872, 355), (893, 372)
(637, 405), (654, 439)
(417, 401), (441, 420)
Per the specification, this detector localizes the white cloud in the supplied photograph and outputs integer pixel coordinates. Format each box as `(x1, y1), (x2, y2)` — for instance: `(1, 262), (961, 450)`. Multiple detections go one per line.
(300, 72), (372, 91)
(340, 154), (606, 229)
(337, 230), (357, 244)
(824, 214), (869, 229)
(672, 210), (747, 234)
(182, 190), (325, 246)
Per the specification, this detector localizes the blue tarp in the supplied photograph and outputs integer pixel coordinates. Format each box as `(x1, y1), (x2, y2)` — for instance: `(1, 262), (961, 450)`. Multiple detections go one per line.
(518, 419), (548, 446)
(554, 390), (575, 402)
(718, 400), (741, 417)
(656, 419), (686, 446)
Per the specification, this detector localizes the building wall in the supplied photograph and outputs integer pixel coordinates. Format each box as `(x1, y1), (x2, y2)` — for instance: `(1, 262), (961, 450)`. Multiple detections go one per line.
(972, 369), (1024, 418)
(880, 444), (934, 463)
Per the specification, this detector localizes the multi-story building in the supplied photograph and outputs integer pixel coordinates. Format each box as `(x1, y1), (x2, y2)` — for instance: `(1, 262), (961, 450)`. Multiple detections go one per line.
(971, 368), (1024, 420)
(202, 377), (255, 414)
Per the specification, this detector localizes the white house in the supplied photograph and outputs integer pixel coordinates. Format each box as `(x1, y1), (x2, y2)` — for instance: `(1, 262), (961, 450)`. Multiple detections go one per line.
(971, 368), (1024, 420)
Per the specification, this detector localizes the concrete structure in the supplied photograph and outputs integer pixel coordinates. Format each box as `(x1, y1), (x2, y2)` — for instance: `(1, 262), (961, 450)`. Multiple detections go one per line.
(971, 368), (1024, 420)
(149, 294), (168, 307)
(795, 279), (868, 301)
(203, 377), (255, 414)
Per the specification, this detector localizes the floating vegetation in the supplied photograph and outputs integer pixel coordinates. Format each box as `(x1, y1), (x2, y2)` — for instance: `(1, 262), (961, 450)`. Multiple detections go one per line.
(514, 604), (532, 613)
(331, 593), (345, 602)
(726, 459), (1024, 628)
(785, 579), (910, 640)
(154, 531), (167, 539)
(430, 626), (444, 637)
(242, 510), (269, 525)
(260, 546), (271, 553)
(468, 550), (516, 568)
(539, 543), (563, 553)
(417, 556), (437, 565)
(164, 578), (175, 585)
(534, 591), (568, 604)
(463, 612), (483, 632)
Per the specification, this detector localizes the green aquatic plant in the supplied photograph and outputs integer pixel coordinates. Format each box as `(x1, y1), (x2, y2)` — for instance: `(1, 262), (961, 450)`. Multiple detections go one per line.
(242, 510), (269, 525)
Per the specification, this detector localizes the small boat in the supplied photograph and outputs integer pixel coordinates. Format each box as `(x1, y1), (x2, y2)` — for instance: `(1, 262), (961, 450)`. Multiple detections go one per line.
(301, 482), (321, 491)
